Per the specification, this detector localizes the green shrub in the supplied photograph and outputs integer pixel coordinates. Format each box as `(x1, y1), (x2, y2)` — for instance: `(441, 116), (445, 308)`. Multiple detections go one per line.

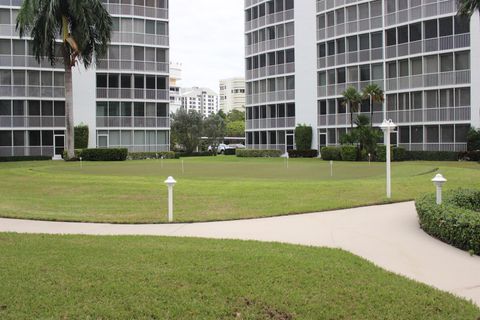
(288, 150), (318, 158)
(467, 127), (480, 151)
(80, 148), (128, 161)
(340, 145), (357, 161)
(295, 125), (313, 151)
(416, 189), (480, 255)
(320, 147), (341, 161)
(404, 151), (459, 161)
(375, 146), (406, 162)
(236, 149), (282, 158)
(0, 156), (51, 162)
(224, 148), (236, 156)
(128, 152), (176, 160)
(74, 125), (89, 149)
(175, 151), (213, 158)
(459, 151), (480, 162)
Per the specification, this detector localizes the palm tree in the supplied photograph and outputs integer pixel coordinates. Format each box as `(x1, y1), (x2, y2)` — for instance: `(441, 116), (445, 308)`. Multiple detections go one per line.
(16, 0), (112, 159)
(458, 0), (480, 17)
(342, 86), (362, 130)
(362, 84), (384, 128)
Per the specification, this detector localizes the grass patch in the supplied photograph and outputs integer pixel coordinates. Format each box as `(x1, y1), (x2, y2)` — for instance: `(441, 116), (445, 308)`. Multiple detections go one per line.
(0, 157), (480, 223)
(0, 233), (478, 319)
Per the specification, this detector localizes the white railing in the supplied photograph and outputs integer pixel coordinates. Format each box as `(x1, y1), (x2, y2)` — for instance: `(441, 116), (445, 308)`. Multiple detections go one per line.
(96, 59), (168, 73)
(386, 34), (470, 59)
(246, 62), (295, 80)
(0, 146), (56, 157)
(246, 89), (295, 105)
(245, 35), (294, 56)
(0, 116), (66, 128)
(0, 85), (65, 98)
(385, 0), (456, 27)
(246, 117), (296, 130)
(245, 144), (287, 152)
(317, 80), (383, 98)
(96, 88), (168, 101)
(399, 143), (467, 152)
(386, 70), (470, 91)
(245, 9), (294, 31)
(96, 116), (169, 128)
(103, 3), (168, 20)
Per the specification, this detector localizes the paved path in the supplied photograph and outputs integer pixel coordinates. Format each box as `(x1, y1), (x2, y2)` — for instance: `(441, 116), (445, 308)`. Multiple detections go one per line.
(1, 202), (480, 306)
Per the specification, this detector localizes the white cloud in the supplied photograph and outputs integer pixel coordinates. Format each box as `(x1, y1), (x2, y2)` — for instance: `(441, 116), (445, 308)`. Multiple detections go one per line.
(170, 0), (245, 93)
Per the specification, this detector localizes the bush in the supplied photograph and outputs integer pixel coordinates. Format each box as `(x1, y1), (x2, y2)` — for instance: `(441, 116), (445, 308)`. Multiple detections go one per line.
(416, 189), (480, 255)
(295, 125), (313, 151)
(467, 128), (480, 151)
(340, 145), (357, 161)
(459, 151), (480, 162)
(236, 149), (282, 158)
(74, 125), (89, 149)
(128, 152), (176, 160)
(0, 156), (51, 162)
(375, 146), (406, 162)
(80, 148), (128, 161)
(404, 151), (459, 161)
(320, 147), (341, 161)
(224, 148), (236, 156)
(288, 150), (318, 158)
(175, 151), (213, 158)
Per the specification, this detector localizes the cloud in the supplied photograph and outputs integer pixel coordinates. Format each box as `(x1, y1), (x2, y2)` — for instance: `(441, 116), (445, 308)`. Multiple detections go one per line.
(170, 0), (245, 93)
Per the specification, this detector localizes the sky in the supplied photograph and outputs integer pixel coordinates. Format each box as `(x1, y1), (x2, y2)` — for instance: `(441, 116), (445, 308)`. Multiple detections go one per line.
(169, 0), (245, 93)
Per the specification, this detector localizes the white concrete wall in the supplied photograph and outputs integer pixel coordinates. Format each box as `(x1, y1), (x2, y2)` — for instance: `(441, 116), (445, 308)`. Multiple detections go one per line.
(294, 1), (318, 149)
(470, 14), (480, 129)
(72, 64), (97, 148)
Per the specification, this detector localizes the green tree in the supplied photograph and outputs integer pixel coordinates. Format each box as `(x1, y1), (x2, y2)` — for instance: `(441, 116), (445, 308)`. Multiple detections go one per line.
(362, 84), (384, 127)
(16, 0), (112, 159)
(171, 109), (203, 154)
(340, 115), (382, 159)
(295, 125), (313, 150)
(458, 0), (480, 17)
(342, 87), (362, 130)
(203, 113), (226, 155)
(467, 127), (480, 151)
(226, 121), (245, 137)
(217, 110), (227, 120)
(226, 110), (245, 123)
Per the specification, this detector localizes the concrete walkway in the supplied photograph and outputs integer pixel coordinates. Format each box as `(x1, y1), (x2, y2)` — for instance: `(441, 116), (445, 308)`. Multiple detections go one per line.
(1, 202), (479, 306)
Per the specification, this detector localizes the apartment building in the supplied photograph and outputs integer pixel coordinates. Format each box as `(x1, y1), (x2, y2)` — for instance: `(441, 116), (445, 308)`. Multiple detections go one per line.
(0, 0), (170, 157)
(181, 87), (219, 117)
(244, 0), (478, 152)
(219, 77), (246, 113)
(169, 62), (182, 114)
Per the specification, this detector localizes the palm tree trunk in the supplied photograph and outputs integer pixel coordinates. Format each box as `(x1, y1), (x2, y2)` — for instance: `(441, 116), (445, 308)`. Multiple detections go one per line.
(350, 102), (354, 130)
(64, 63), (74, 159)
(370, 95), (373, 128)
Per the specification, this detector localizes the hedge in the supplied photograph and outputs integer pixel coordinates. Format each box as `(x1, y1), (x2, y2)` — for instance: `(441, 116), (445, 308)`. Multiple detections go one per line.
(405, 151), (459, 161)
(320, 146), (342, 161)
(340, 145), (357, 161)
(0, 156), (51, 162)
(224, 148), (236, 156)
(459, 151), (480, 162)
(376, 146), (407, 162)
(416, 189), (480, 255)
(288, 149), (318, 158)
(295, 125), (313, 151)
(128, 152), (176, 160)
(175, 151), (213, 158)
(74, 125), (89, 149)
(80, 148), (128, 161)
(236, 149), (282, 158)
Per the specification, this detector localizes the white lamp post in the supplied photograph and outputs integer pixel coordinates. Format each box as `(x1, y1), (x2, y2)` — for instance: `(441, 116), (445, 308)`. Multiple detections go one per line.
(432, 174), (447, 205)
(164, 176), (177, 222)
(380, 119), (397, 199)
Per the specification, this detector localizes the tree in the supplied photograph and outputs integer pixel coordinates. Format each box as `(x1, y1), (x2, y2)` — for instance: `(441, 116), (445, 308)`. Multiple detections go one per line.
(458, 0), (480, 17)
(16, 0), (112, 159)
(226, 110), (245, 123)
(217, 109), (227, 120)
(342, 86), (362, 130)
(295, 125), (313, 150)
(226, 121), (245, 137)
(171, 109), (203, 154)
(362, 84), (384, 128)
(203, 113), (226, 155)
(339, 115), (382, 158)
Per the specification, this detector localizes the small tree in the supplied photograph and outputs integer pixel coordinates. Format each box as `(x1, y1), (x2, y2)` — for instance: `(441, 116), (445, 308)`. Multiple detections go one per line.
(342, 87), (362, 130)
(295, 124), (313, 150)
(74, 124), (89, 149)
(362, 84), (384, 127)
(339, 115), (382, 159)
(467, 127), (480, 151)
(226, 121), (245, 137)
(171, 109), (203, 154)
(203, 113), (226, 155)
(226, 110), (245, 123)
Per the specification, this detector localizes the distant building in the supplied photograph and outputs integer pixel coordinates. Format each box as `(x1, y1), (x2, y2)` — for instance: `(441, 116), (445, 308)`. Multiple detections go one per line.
(219, 77), (246, 113)
(181, 87), (219, 117)
(169, 63), (182, 114)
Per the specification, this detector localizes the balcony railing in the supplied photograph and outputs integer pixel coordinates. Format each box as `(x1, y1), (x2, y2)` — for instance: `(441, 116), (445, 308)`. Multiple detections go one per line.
(0, 85), (65, 98)
(245, 9), (294, 31)
(317, 80), (384, 98)
(96, 116), (169, 128)
(317, 16), (383, 41)
(96, 88), (168, 101)
(245, 36), (294, 56)
(246, 89), (295, 105)
(317, 47), (383, 69)
(386, 70), (470, 91)
(398, 143), (467, 152)
(246, 62), (295, 80)
(246, 117), (296, 130)
(103, 3), (168, 20)
(0, 116), (66, 128)
(96, 59), (168, 73)
(385, 0), (456, 27)
(110, 31), (169, 46)
(121, 144), (170, 153)
(0, 54), (64, 69)
(0, 146), (56, 157)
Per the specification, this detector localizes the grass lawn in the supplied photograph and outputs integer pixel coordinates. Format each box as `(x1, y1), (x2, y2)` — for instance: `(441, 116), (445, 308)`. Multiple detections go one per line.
(0, 157), (480, 223)
(0, 233), (478, 319)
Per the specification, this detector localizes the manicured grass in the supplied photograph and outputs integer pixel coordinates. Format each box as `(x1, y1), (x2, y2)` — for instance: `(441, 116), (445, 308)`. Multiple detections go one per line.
(1, 157), (480, 223)
(0, 233), (478, 319)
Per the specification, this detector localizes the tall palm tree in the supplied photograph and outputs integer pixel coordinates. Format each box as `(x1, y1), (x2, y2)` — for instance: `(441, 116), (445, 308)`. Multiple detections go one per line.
(342, 86), (362, 130)
(16, 0), (112, 159)
(458, 0), (480, 17)
(362, 84), (384, 128)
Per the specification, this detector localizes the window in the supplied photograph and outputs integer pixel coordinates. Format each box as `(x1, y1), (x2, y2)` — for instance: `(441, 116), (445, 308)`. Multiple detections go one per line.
(0, 9), (10, 24)
(371, 32), (382, 48)
(0, 131), (12, 146)
(399, 127), (410, 143)
(97, 102), (108, 117)
(441, 125), (454, 143)
(455, 51), (469, 70)
(439, 89), (453, 108)
(411, 126), (423, 143)
(426, 126), (439, 143)
(359, 34), (369, 50)
(327, 41), (335, 56)
(336, 38), (345, 54)
(286, 49), (294, 63)
(398, 26), (408, 44)
(0, 100), (10, 115)
(424, 20), (437, 39)
(372, 64), (383, 80)
(424, 55), (438, 73)
(411, 58), (422, 75)
(41, 101), (53, 116)
(54, 101), (65, 116)
(146, 20), (155, 34)
(347, 36), (357, 52)
(29, 131), (41, 146)
(456, 88), (470, 106)
(410, 23), (421, 42)
(360, 65), (370, 81)
(411, 92), (422, 109)
(386, 28), (396, 46)
(425, 90), (437, 108)
(440, 54), (453, 72)
(439, 17), (453, 36)
(455, 16), (469, 34)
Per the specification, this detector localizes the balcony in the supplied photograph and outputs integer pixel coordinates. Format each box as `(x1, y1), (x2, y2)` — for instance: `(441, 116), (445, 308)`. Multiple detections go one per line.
(317, 80), (384, 98)
(0, 146), (56, 157)
(245, 9), (294, 32)
(317, 16), (383, 41)
(245, 36), (294, 56)
(246, 62), (295, 80)
(246, 117), (296, 130)
(0, 116), (66, 128)
(385, 0), (456, 27)
(96, 59), (168, 74)
(110, 32), (169, 47)
(96, 88), (169, 101)
(103, 3), (169, 20)
(398, 143), (467, 152)
(0, 85), (65, 98)
(96, 116), (170, 128)
(245, 144), (286, 152)
(386, 70), (470, 91)
(246, 89), (295, 105)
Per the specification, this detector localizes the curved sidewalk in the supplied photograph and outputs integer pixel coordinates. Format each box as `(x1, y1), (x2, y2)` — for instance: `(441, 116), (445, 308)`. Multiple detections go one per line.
(1, 202), (479, 306)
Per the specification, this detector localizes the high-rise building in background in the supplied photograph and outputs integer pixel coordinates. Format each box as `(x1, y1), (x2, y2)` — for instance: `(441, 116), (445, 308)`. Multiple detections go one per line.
(181, 87), (219, 117)
(0, 0), (170, 157)
(244, 0), (477, 153)
(169, 62), (182, 114)
(219, 77), (246, 113)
